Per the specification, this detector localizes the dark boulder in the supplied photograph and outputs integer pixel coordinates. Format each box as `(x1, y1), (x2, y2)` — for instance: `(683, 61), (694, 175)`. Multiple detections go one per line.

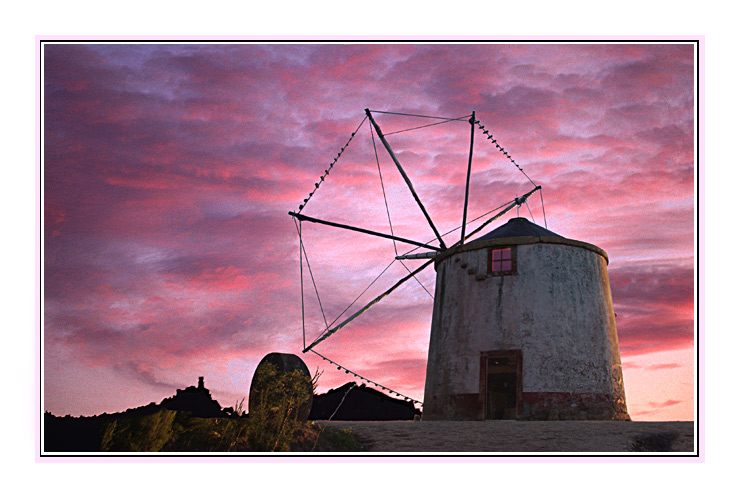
(249, 352), (313, 421)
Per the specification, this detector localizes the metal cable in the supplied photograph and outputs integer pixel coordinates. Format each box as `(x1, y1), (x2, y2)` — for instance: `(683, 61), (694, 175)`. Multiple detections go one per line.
(301, 200), (516, 401)
(385, 115), (471, 136)
(525, 198), (535, 223)
(368, 109), (470, 121)
(370, 120), (398, 255)
(369, 119), (435, 299)
(295, 222), (330, 332)
(297, 115), (367, 214)
(295, 217), (306, 350)
(309, 349), (422, 406)
(323, 260), (395, 332)
(294, 110), (544, 410)
(397, 260), (434, 299)
(398, 198), (514, 257)
(474, 118), (538, 188)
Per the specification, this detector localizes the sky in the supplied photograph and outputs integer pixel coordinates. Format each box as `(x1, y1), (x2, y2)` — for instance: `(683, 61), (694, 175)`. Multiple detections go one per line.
(43, 42), (696, 421)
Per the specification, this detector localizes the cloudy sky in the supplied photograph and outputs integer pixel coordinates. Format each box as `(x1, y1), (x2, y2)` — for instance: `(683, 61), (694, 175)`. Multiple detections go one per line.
(43, 42), (696, 420)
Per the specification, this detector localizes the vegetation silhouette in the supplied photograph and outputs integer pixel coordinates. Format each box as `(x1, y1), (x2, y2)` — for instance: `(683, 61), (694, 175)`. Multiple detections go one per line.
(44, 374), (369, 452)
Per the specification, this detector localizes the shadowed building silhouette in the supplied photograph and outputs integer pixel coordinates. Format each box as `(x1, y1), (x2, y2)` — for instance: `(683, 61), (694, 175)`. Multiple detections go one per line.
(159, 376), (224, 418)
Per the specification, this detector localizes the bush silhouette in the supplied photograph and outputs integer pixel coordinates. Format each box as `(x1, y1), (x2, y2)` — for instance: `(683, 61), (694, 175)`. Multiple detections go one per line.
(53, 370), (367, 452)
(101, 410), (177, 452)
(247, 362), (318, 451)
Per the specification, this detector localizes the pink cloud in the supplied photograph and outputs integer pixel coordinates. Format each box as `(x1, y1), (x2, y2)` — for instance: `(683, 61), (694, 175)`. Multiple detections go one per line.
(649, 399), (683, 409)
(646, 363), (682, 371)
(43, 43), (696, 420)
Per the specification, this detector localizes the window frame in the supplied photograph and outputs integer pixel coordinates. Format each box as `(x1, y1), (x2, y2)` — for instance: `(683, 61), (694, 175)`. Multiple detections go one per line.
(488, 246), (517, 276)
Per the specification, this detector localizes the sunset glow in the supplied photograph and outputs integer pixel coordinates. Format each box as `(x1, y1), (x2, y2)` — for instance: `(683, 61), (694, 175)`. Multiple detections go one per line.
(43, 42), (697, 421)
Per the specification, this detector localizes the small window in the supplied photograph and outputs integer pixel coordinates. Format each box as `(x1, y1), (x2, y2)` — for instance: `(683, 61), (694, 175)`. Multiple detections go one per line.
(490, 247), (516, 275)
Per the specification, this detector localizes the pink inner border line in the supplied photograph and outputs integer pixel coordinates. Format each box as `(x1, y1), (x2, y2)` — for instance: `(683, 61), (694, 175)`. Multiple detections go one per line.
(34, 37), (704, 463)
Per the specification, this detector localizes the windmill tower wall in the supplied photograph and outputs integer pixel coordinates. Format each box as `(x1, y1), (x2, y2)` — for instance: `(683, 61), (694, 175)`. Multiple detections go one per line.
(422, 218), (630, 421)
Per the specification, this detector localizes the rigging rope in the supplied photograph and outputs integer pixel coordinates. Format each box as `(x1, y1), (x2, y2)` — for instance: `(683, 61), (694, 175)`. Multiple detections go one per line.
(297, 218), (306, 350)
(525, 198), (535, 224)
(370, 119), (434, 299)
(397, 260), (434, 298)
(474, 119), (538, 188)
(298, 195), (523, 403)
(472, 117), (549, 230)
(385, 114), (472, 136)
(294, 218), (330, 332)
(371, 120), (398, 255)
(296, 115), (367, 214)
(367, 109), (470, 121)
(293, 109), (549, 408)
(298, 198), (518, 398)
(399, 198), (515, 256)
(309, 349), (422, 406)
(310, 260), (395, 346)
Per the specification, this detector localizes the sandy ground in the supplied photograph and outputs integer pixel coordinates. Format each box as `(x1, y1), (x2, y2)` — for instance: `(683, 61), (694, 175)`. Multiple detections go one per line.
(319, 420), (696, 453)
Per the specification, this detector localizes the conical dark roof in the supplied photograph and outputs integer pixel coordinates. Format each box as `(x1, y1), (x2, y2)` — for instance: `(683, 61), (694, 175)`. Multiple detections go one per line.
(475, 217), (563, 241)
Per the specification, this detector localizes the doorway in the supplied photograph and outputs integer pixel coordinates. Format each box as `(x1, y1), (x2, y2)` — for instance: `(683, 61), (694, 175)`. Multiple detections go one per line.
(481, 350), (522, 419)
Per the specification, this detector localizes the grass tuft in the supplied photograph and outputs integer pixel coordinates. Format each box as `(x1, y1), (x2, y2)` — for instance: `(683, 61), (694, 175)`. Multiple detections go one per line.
(97, 367), (365, 452)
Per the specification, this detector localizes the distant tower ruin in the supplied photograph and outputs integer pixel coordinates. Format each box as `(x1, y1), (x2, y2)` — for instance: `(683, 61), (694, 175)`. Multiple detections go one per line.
(198, 376), (204, 390)
(423, 217), (630, 421)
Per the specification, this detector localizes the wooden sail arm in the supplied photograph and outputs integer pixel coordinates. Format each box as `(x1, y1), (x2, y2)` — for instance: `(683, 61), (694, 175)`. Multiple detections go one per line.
(302, 257), (435, 353)
(288, 212), (440, 251)
(395, 251), (439, 260)
(461, 111), (475, 244)
(463, 185), (542, 243)
(365, 108), (448, 250)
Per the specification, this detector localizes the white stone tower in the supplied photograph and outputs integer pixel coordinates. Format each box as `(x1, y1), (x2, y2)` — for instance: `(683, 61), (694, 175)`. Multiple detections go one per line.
(422, 217), (629, 421)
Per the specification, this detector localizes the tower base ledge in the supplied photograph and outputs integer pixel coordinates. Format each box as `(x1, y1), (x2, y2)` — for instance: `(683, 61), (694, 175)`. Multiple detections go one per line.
(422, 391), (630, 421)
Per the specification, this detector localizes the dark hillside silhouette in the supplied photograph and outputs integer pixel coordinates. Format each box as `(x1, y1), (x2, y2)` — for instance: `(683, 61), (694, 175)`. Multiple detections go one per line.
(44, 376), (230, 452)
(309, 382), (421, 421)
(44, 377), (420, 452)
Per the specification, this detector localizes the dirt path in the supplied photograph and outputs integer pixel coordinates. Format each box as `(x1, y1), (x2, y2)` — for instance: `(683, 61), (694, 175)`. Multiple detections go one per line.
(320, 420), (696, 453)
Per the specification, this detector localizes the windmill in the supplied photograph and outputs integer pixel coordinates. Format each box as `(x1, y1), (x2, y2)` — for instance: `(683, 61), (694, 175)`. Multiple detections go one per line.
(289, 109), (628, 420)
(289, 109), (545, 404)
